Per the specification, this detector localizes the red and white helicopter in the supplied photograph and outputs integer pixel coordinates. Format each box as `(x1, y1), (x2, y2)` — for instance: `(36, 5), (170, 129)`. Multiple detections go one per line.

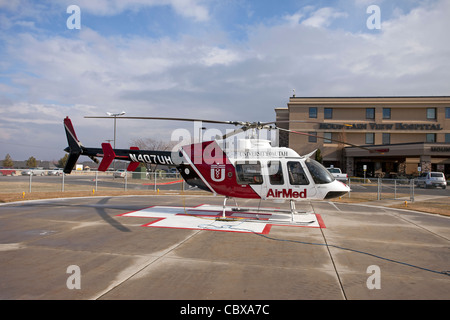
(62, 116), (369, 220)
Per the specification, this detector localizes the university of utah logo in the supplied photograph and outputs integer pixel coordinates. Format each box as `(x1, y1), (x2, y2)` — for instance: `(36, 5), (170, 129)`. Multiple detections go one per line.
(211, 164), (226, 182)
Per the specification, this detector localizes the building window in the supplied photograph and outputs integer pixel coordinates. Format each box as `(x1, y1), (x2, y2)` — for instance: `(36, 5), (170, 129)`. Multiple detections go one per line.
(324, 108), (333, 119)
(446, 133), (450, 143)
(366, 108), (375, 120)
(426, 133), (436, 143)
(309, 107), (317, 118)
(383, 108), (391, 119)
(382, 133), (390, 145)
(446, 107), (450, 119)
(323, 132), (332, 143)
(308, 132), (317, 143)
(365, 133), (374, 144)
(427, 108), (436, 119)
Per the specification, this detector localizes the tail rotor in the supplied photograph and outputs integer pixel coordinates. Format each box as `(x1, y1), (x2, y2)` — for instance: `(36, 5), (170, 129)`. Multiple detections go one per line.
(63, 117), (83, 173)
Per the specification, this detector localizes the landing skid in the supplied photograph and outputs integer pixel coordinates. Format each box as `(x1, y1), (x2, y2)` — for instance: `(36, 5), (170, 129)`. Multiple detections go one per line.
(218, 197), (315, 226)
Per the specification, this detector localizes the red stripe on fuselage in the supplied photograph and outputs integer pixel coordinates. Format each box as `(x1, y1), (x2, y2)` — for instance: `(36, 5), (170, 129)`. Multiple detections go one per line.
(182, 141), (260, 199)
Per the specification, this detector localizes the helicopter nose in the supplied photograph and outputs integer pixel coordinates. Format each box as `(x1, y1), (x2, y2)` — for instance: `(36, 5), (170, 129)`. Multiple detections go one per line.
(324, 180), (350, 199)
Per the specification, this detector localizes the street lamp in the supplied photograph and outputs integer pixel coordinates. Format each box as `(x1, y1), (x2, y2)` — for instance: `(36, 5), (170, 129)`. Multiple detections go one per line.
(106, 111), (125, 169)
(106, 111), (126, 150)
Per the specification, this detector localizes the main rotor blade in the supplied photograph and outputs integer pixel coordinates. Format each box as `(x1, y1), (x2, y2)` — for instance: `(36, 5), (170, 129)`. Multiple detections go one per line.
(221, 127), (248, 140)
(263, 120), (327, 126)
(278, 128), (384, 154)
(84, 116), (243, 126)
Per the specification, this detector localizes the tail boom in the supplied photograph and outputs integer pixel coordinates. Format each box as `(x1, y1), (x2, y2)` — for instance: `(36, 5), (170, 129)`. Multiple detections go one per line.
(63, 117), (175, 173)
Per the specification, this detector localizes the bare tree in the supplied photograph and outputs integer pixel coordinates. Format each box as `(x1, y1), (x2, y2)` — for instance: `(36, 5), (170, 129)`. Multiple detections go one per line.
(130, 138), (176, 172)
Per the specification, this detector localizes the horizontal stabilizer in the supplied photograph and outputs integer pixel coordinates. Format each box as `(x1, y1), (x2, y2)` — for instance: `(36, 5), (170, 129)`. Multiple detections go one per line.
(127, 147), (140, 172)
(98, 143), (116, 171)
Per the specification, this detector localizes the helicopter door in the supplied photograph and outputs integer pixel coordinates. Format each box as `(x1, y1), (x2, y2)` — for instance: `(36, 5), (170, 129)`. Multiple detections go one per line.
(234, 161), (265, 197)
(286, 161), (317, 198)
(266, 160), (285, 195)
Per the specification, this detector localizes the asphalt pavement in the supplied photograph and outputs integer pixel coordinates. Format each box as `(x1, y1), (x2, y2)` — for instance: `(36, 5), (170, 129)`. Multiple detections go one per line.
(0, 194), (448, 304)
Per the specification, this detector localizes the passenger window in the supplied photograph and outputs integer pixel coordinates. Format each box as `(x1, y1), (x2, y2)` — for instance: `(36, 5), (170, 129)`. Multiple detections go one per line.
(268, 161), (284, 185)
(287, 161), (309, 185)
(235, 161), (263, 185)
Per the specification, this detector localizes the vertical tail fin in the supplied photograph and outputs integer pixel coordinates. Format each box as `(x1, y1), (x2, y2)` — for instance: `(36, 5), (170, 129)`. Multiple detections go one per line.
(63, 117), (82, 174)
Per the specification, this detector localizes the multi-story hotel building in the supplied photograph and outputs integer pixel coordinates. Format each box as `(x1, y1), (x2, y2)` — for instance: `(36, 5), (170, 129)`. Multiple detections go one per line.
(275, 96), (450, 178)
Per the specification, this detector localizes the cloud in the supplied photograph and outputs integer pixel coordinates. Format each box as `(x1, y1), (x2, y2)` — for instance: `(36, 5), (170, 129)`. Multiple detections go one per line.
(246, 0), (450, 94)
(56, 0), (210, 21)
(301, 7), (348, 28)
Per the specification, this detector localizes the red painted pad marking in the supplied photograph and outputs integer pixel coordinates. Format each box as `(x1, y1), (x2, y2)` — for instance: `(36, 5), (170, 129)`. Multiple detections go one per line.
(316, 214), (326, 229)
(261, 224), (272, 234)
(142, 180), (183, 186)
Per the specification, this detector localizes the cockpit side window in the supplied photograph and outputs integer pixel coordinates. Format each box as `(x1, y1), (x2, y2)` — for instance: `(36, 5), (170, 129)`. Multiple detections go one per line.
(235, 161), (263, 185)
(268, 161), (284, 185)
(287, 161), (309, 185)
(305, 158), (335, 184)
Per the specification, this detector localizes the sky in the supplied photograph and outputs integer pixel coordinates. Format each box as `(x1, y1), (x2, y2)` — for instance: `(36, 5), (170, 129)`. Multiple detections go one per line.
(0, 0), (449, 162)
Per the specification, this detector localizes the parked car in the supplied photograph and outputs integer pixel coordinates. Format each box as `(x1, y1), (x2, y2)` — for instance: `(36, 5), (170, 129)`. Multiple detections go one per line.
(0, 167), (16, 176)
(416, 172), (447, 189)
(113, 169), (126, 178)
(48, 168), (63, 176)
(21, 168), (46, 176)
(326, 167), (348, 182)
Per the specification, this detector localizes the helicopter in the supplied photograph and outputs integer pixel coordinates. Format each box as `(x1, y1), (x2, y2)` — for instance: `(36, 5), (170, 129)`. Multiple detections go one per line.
(62, 115), (366, 221)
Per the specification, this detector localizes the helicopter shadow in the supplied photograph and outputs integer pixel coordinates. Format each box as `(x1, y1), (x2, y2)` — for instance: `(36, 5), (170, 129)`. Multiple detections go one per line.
(93, 197), (131, 232)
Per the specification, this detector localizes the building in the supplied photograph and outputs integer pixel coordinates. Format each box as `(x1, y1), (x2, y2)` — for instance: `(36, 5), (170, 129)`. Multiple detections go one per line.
(275, 96), (450, 178)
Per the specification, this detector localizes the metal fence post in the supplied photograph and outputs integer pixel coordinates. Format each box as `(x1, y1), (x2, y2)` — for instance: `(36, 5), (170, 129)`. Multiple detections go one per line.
(29, 173), (32, 193)
(394, 179), (396, 199)
(377, 178), (381, 200)
(95, 170), (98, 192)
(348, 177), (351, 198)
(125, 171), (128, 191)
(62, 172), (65, 192)
(410, 178), (415, 202)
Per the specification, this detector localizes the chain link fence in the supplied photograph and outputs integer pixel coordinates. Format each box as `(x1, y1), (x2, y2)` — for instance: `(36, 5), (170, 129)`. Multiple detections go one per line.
(0, 169), (192, 194)
(2, 169), (442, 203)
(345, 177), (418, 202)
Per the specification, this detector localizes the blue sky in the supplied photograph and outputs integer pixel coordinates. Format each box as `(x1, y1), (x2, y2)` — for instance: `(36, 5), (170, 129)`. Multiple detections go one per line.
(0, 0), (449, 161)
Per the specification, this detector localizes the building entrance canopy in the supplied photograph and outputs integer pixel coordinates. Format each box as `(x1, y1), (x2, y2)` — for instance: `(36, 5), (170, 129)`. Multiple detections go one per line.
(345, 142), (450, 177)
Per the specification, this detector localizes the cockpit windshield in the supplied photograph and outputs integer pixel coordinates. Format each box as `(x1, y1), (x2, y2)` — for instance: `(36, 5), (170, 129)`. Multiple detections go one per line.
(305, 158), (335, 184)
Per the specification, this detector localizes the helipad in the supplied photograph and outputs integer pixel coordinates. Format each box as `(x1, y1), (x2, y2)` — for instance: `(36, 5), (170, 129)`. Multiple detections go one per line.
(119, 204), (325, 233)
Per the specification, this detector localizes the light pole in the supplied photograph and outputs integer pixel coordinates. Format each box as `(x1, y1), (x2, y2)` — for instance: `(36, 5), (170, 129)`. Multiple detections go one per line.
(106, 111), (125, 169)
